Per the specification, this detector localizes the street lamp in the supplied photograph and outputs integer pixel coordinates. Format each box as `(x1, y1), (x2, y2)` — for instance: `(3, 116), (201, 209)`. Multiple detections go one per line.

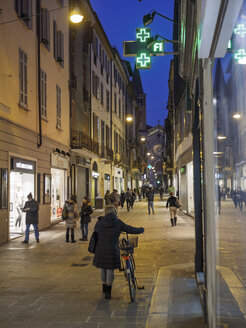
(70, 7), (83, 23)
(143, 11), (177, 26)
(140, 136), (146, 142)
(126, 114), (133, 123)
(233, 113), (241, 119)
(217, 135), (227, 140)
(151, 156), (154, 159)
(147, 152), (151, 156)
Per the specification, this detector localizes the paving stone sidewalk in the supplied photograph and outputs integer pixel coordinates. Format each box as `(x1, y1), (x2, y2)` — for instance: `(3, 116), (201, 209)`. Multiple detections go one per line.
(0, 197), (204, 328)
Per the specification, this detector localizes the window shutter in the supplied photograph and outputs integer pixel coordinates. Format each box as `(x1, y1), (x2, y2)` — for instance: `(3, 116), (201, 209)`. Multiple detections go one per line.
(47, 10), (50, 50)
(27, 0), (32, 29)
(15, 0), (21, 16)
(53, 20), (57, 60)
(60, 31), (64, 66)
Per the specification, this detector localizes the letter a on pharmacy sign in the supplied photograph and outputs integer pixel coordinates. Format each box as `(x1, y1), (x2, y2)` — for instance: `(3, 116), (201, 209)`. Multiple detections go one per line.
(123, 28), (164, 69)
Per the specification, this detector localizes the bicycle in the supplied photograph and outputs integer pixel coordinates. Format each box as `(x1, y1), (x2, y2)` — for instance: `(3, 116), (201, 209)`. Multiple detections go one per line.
(119, 233), (144, 302)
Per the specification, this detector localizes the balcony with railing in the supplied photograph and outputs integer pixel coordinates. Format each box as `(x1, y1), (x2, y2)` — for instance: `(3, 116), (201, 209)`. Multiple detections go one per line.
(71, 131), (99, 155)
(100, 146), (113, 161)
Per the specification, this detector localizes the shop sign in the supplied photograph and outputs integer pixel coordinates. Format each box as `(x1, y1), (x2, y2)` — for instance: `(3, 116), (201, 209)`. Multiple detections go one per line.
(92, 171), (99, 178)
(51, 153), (69, 170)
(11, 157), (36, 174)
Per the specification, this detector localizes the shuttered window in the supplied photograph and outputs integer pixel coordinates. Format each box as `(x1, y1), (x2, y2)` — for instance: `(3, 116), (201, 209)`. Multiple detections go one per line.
(41, 70), (47, 118)
(56, 85), (61, 128)
(41, 8), (50, 50)
(19, 48), (28, 108)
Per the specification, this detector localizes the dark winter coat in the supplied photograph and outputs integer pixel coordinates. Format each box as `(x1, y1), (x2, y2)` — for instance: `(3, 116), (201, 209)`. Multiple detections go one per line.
(166, 196), (178, 208)
(146, 190), (154, 201)
(80, 203), (93, 224)
(93, 213), (144, 270)
(23, 199), (39, 225)
(104, 193), (112, 205)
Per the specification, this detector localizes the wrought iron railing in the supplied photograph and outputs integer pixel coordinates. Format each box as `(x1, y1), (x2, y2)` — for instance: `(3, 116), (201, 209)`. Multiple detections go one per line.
(71, 131), (99, 155)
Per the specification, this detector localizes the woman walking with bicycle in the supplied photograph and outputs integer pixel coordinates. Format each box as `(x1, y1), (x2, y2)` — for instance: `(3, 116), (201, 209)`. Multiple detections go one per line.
(92, 205), (144, 299)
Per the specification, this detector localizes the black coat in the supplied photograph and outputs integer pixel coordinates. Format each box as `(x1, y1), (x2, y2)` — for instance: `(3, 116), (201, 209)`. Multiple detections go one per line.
(23, 199), (39, 224)
(166, 196), (178, 208)
(80, 203), (92, 224)
(93, 213), (144, 270)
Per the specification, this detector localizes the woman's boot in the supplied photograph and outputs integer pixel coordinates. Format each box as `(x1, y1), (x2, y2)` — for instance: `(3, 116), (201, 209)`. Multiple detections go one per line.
(102, 284), (106, 293)
(170, 218), (174, 226)
(105, 285), (112, 299)
(66, 233), (69, 242)
(174, 217), (177, 225)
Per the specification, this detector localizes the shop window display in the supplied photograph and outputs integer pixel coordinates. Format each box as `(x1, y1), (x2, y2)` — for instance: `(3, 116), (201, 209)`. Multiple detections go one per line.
(51, 168), (66, 220)
(9, 172), (34, 238)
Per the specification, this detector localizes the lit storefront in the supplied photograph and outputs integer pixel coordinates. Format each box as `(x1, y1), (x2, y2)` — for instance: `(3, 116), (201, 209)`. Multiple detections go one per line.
(51, 153), (69, 221)
(91, 161), (99, 207)
(113, 167), (124, 193)
(9, 157), (36, 239)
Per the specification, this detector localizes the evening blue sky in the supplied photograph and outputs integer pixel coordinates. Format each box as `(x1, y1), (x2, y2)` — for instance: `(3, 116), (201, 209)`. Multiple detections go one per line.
(89, 0), (174, 127)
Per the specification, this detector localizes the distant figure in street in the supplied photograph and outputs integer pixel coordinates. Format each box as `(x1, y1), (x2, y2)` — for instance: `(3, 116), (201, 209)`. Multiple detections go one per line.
(166, 192), (180, 226)
(217, 186), (222, 214)
(79, 197), (93, 241)
(92, 205), (144, 299)
(120, 191), (125, 208)
(131, 189), (136, 209)
(104, 190), (111, 206)
(146, 187), (155, 214)
(125, 188), (131, 211)
(21, 193), (39, 244)
(63, 195), (78, 243)
(159, 186), (164, 200)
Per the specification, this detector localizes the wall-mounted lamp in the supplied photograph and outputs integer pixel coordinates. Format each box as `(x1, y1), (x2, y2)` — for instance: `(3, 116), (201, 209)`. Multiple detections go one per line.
(143, 11), (177, 27)
(126, 114), (133, 123)
(70, 6), (83, 23)
(233, 113), (241, 119)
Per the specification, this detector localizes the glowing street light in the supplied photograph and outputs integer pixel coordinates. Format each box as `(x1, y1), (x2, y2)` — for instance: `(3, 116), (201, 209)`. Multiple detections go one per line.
(151, 156), (154, 159)
(217, 135), (227, 140)
(70, 7), (83, 23)
(140, 136), (146, 142)
(126, 114), (133, 123)
(233, 113), (241, 119)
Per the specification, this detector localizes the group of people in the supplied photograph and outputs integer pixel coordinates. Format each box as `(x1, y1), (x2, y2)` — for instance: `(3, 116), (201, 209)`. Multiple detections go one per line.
(104, 189), (137, 211)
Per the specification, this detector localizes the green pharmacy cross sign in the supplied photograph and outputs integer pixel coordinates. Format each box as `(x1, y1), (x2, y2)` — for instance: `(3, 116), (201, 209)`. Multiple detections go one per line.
(123, 27), (164, 69)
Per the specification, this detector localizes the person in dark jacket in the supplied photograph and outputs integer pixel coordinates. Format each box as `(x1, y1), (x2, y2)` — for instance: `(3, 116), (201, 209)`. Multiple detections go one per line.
(125, 188), (131, 211)
(79, 197), (93, 241)
(166, 192), (179, 226)
(93, 205), (144, 299)
(146, 187), (154, 214)
(104, 190), (111, 206)
(21, 193), (39, 244)
(120, 191), (125, 208)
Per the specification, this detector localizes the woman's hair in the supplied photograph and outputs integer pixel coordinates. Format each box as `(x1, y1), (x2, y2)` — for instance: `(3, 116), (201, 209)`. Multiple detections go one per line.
(70, 194), (77, 203)
(83, 196), (88, 202)
(105, 205), (117, 215)
(170, 192), (174, 196)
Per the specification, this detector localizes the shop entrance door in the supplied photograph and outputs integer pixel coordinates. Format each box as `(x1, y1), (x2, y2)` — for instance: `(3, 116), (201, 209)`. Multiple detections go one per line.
(9, 171), (35, 239)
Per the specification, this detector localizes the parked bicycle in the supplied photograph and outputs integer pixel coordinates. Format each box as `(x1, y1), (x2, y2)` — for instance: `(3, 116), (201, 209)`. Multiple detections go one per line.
(119, 233), (144, 302)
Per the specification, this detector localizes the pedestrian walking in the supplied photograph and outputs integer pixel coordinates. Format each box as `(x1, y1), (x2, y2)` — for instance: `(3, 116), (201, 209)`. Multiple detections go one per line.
(131, 189), (136, 209)
(120, 191), (125, 208)
(92, 205), (144, 299)
(63, 194), (78, 243)
(79, 197), (93, 241)
(104, 190), (111, 206)
(125, 188), (131, 211)
(166, 192), (180, 226)
(159, 186), (164, 200)
(146, 187), (155, 214)
(21, 193), (39, 244)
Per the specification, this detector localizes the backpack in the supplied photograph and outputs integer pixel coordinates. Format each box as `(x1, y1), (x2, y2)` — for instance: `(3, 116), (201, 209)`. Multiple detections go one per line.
(62, 203), (68, 220)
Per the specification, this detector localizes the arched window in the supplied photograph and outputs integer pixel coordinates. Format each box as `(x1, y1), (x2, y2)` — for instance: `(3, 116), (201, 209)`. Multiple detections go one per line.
(92, 161), (98, 172)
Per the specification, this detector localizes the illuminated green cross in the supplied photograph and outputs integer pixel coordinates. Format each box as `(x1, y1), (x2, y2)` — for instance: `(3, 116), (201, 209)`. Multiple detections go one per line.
(136, 28), (151, 42)
(123, 27), (165, 69)
(234, 49), (246, 64)
(234, 24), (246, 37)
(136, 53), (151, 68)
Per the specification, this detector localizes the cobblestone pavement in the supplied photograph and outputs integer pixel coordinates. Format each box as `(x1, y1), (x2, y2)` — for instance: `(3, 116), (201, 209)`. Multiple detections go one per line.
(0, 197), (204, 328)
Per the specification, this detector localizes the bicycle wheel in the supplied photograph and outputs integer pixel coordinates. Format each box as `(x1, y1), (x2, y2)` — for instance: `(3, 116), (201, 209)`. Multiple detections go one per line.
(127, 266), (136, 301)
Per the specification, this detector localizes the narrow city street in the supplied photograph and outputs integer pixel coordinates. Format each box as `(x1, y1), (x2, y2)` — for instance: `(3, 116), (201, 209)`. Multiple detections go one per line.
(0, 197), (203, 328)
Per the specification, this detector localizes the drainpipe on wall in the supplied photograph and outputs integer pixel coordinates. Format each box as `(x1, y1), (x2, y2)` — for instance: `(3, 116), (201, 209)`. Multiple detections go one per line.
(37, 0), (42, 148)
